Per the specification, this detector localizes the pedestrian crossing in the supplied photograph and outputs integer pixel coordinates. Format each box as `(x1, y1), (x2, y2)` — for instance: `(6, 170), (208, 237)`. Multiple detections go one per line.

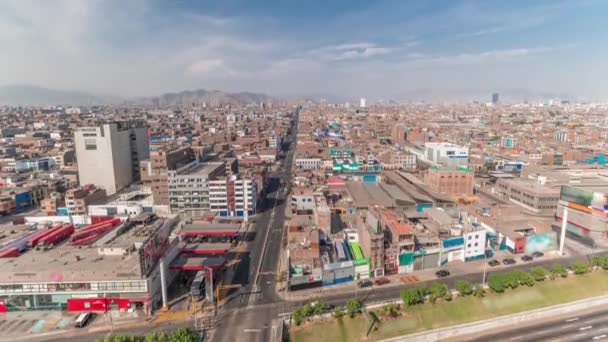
(240, 288), (263, 306)
(0, 318), (38, 335)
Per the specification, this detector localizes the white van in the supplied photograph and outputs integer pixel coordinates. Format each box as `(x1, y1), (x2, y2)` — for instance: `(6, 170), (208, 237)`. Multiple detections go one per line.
(74, 312), (93, 328)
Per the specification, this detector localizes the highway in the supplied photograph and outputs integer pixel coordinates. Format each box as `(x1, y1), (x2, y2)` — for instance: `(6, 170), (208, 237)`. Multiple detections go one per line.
(469, 307), (608, 342)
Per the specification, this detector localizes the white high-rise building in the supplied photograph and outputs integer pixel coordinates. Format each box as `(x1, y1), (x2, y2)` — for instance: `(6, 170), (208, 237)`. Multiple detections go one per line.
(360, 97), (366, 108)
(74, 122), (149, 195)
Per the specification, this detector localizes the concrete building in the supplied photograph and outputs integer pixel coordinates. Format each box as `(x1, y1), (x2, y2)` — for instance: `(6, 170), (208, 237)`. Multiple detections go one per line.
(74, 122), (149, 195)
(412, 142), (469, 168)
(64, 185), (107, 216)
(424, 166), (474, 196)
(295, 158), (322, 170)
(291, 187), (315, 214)
(496, 178), (560, 215)
(554, 131), (568, 143)
(168, 161), (256, 217)
(140, 147), (195, 206)
(358, 209), (385, 277)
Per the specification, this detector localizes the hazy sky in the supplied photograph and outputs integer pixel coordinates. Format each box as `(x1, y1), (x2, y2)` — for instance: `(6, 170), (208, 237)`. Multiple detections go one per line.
(1, 0), (607, 100)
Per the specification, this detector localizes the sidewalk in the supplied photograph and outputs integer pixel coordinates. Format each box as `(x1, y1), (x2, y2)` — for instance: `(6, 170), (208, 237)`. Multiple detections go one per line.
(277, 249), (565, 302)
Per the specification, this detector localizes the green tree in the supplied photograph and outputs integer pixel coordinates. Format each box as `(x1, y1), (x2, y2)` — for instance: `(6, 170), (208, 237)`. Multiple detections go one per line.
(292, 308), (304, 326)
(383, 303), (400, 317)
(428, 283), (448, 303)
(472, 285), (486, 298)
(550, 263), (568, 279)
(518, 271), (535, 287)
(400, 286), (427, 306)
(346, 299), (363, 318)
(312, 302), (329, 316)
(300, 303), (314, 317)
(170, 328), (197, 342)
(571, 261), (591, 275)
(332, 308), (344, 319)
(592, 255), (605, 267)
(488, 274), (506, 293)
(455, 280), (473, 296)
(529, 267), (547, 282)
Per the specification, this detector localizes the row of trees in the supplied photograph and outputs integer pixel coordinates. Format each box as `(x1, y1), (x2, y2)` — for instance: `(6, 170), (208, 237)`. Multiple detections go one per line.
(96, 328), (197, 342)
(292, 299), (363, 325)
(293, 258), (604, 327)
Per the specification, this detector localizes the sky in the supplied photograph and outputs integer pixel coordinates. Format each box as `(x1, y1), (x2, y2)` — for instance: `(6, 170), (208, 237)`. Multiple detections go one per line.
(1, 0), (607, 101)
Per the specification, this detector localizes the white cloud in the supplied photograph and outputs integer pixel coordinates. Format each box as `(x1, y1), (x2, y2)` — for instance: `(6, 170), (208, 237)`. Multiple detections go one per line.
(186, 59), (227, 74)
(307, 42), (392, 62)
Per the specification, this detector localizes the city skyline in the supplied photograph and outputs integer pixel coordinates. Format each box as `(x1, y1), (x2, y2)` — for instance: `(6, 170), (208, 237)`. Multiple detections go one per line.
(1, 0), (607, 101)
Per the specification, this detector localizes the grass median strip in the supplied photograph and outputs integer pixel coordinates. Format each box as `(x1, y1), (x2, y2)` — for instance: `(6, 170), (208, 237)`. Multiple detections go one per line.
(290, 271), (608, 342)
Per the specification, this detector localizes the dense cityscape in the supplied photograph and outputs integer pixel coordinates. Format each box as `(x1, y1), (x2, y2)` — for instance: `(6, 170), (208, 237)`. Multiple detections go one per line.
(2, 1), (608, 342)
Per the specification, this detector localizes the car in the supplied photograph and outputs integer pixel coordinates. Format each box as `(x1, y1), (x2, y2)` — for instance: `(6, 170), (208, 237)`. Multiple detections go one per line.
(488, 259), (501, 267)
(435, 270), (450, 278)
(374, 277), (390, 286)
(532, 251), (544, 258)
(74, 312), (94, 328)
(357, 279), (373, 288)
(502, 258), (516, 265)
(521, 255), (533, 262)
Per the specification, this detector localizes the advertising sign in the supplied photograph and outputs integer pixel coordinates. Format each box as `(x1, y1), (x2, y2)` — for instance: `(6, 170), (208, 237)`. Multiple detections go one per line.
(139, 220), (172, 277)
(204, 266), (214, 304)
(560, 186), (593, 207)
(561, 186), (608, 212)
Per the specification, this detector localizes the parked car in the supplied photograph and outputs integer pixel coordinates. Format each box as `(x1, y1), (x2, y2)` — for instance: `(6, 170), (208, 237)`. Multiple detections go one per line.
(357, 279), (373, 288)
(521, 255), (534, 262)
(532, 251), (544, 258)
(74, 312), (94, 328)
(435, 270), (450, 278)
(488, 259), (501, 267)
(502, 258), (516, 265)
(374, 277), (390, 286)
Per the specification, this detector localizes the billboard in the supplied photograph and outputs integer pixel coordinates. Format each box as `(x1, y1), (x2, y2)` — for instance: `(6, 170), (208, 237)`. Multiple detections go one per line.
(139, 220), (173, 277)
(560, 186), (608, 211)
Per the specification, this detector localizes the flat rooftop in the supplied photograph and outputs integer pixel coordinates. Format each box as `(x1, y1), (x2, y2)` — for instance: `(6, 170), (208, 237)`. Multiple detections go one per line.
(179, 223), (240, 236)
(0, 244), (142, 283)
(169, 255), (225, 270)
(182, 162), (224, 176)
(180, 242), (231, 254)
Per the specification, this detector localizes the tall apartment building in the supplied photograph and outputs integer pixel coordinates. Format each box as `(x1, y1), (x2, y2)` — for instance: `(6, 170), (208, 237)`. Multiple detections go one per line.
(74, 122), (149, 195)
(140, 147), (195, 206)
(64, 185), (107, 215)
(358, 209), (385, 277)
(424, 166), (474, 196)
(168, 161), (257, 217)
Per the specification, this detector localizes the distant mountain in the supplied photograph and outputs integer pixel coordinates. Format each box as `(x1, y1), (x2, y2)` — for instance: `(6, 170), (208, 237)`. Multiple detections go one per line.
(0, 85), (120, 106)
(136, 89), (273, 107)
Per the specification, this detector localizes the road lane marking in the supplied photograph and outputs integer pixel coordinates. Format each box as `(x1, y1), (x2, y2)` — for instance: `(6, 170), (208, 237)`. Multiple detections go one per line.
(565, 317), (579, 322)
(244, 329), (262, 333)
(580, 325), (593, 331)
(593, 335), (607, 340)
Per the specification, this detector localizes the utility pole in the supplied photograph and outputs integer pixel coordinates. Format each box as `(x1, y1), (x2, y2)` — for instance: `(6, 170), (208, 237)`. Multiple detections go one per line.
(559, 205), (568, 255)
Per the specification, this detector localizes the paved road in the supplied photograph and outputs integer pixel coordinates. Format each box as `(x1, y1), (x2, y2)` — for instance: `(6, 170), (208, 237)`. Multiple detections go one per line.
(211, 111), (298, 342)
(469, 307), (608, 342)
